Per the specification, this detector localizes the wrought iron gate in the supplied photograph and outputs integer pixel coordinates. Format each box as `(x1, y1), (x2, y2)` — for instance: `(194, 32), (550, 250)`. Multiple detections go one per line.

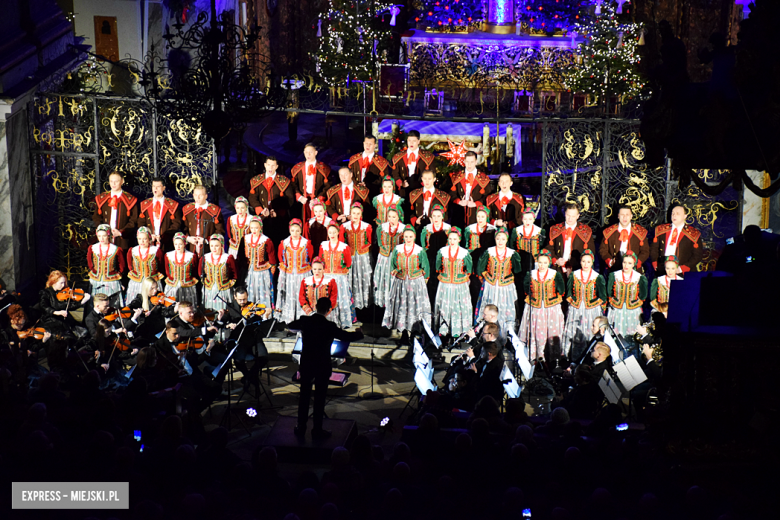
(28, 93), (216, 282)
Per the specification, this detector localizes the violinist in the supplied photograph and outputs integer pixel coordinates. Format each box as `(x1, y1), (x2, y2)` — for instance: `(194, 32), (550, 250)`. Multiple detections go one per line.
(127, 277), (179, 342)
(84, 318), (135, 374)
(168, 301), (224, 375)
(85, 293), (142, 338)
(38, 270), (91, 335)
(2, 304), (49, 379)
(88, 224), (126, 305)
(213, 287), (268, 386)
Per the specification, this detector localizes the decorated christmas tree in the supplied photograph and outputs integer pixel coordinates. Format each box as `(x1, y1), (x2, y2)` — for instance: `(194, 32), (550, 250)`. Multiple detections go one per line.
(565, 1), (645, 101)
(517, 0), (589, 35)
(315, 0), (394, 86)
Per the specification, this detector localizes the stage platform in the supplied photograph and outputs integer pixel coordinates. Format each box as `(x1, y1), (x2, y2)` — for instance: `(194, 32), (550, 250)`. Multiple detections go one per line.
(264, 416), (358, 463)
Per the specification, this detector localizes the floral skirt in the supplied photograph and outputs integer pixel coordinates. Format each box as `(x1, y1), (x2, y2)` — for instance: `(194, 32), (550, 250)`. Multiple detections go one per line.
(381, 276), (431, 333)
(608, 306), (642, 338)
(519, 304), (565, 362)
(434, 282), (473, 337)
(350, 253), (373, 309)
(561, 303), (603, 357)
(275, 271), (307, 323)
(476, 282), (518, 328)
(164, 283), (198, 305)
(245, 269), (275, 319)
(373, 254), (393, 308)
(203, 286), (233, 311)
(329, 273), (356, 328)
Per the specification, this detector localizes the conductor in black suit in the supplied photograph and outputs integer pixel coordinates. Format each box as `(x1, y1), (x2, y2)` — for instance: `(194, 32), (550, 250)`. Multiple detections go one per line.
(288, 297), (364, 439)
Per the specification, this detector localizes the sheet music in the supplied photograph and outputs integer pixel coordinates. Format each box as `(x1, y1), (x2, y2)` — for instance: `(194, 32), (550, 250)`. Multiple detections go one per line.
(603, 328), (621, 361)
(501, 365), (522, 399)
(612, 356), (647, 391)
(413, 340), (433, 380)
(414, 368), (436, 395)
(507, 328), (534, 380)
(599, 372), (623, 404)
(421, 319), (442, 348)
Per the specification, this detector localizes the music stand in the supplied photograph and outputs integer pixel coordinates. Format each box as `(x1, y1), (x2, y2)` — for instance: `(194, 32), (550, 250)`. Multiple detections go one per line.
(214, 326), (252, 436)
(399, 366), (436, 419)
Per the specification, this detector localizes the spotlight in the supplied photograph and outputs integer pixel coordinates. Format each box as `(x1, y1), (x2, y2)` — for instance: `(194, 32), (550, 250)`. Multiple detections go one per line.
(246, 407), (257, 418)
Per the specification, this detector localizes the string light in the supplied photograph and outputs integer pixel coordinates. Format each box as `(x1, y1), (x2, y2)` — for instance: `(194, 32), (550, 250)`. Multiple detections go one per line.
(564, 2), (645, 100)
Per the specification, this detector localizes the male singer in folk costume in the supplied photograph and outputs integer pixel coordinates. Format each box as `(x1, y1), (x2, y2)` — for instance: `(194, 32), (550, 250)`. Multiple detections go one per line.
(291, 143), (331, 222)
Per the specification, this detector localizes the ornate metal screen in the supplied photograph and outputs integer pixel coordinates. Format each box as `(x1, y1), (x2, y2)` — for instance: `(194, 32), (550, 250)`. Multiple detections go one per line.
(29, 93), (216, 281)
(541, 119), (667, 230)
(667, 170), (741, 272)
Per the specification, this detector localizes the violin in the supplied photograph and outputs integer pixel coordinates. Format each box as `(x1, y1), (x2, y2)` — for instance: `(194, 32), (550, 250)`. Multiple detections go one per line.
(111, 335), (133, 352)
(150, 292), (177, 307)
(174, 336), (206, 352)
(191, 310), (217, 328)
(17, 326), (49, 340)
(241, 302), (267, 318)
(104, 306), (132, 321)
(56, 287), (86, 302)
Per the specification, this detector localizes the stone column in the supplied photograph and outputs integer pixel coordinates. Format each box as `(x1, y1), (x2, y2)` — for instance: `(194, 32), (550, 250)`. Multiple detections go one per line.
(0, 95), (36, 292)
(742, 169), (767, 230)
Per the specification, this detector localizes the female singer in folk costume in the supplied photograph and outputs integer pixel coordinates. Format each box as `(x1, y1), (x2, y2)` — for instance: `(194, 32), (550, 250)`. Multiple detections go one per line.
(199, 234), (238, 311)
(475, 227), (523, 327)
(434, 227), (473, 338)
(303, 199), (332, 257)
(420, 203), (451, 303)
(126, 226), (164, 304)
(464, 206), (497, 253)
(519, 249), (566, 362)
(298, 257), (338, 318)
(561, 249), (606, 357)
(382, 225), (431, 333)
(650, 255), (681, 311)
(372, 175), (404, 226)
(243, 216), (277, 318)
(227, 196), (252, 261)
(276, 219), (315, 323)
(320, 221), (355, 328)
(88, 224), (126, 303)
(510, 208), (545, 272)
(164, 232), (199, 304)
(341, 202), (373, 309)
(374, 208), (404, 307)
(606, 251), (648, 337)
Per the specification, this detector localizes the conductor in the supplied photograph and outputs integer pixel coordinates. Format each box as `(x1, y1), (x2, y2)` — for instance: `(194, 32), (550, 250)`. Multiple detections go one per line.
(288, 297), (364, 439)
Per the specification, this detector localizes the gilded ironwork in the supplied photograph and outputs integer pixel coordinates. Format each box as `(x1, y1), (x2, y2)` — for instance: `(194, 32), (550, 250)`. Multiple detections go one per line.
(29, 92), (215, 280)
(542, 120), (604, 228)
(603, 121), (667, 229)
(669, 169), (740, 271)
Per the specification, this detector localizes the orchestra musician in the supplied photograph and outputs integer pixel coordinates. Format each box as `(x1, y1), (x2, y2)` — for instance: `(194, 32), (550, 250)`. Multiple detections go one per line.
(38, 270), (91, 336)
(126, 277), (179, 343)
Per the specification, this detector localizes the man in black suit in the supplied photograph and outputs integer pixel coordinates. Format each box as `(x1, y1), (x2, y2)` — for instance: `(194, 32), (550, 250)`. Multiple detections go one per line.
(288, 297), (364, 439)
(470, 341), (505, 404)
(584, 343), (613, 383)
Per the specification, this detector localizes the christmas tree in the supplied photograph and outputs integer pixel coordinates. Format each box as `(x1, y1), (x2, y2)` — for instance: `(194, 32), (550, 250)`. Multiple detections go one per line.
(315, 0), (394, 86)
(517, 0), (589, 35)
(565, 1), (645, 101)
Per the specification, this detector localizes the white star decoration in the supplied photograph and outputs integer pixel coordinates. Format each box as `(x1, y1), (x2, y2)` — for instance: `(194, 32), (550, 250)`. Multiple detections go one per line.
(440, 139), (469, 167)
